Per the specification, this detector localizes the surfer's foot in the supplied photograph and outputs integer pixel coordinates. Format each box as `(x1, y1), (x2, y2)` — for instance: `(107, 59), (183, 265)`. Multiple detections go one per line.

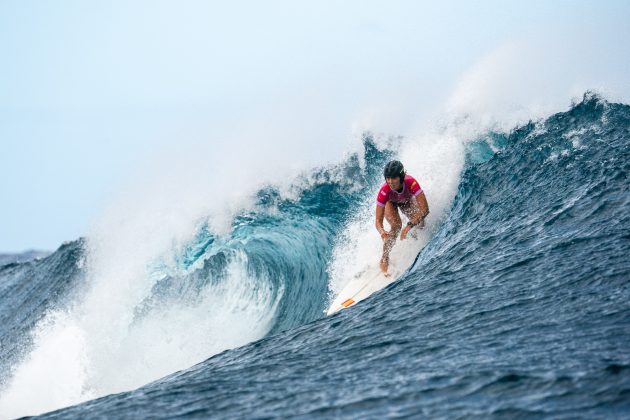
(380, 256), (389, 275)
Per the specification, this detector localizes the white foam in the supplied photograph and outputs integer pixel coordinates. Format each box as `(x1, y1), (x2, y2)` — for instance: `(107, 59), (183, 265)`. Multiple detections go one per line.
(0, 311), (93, 419)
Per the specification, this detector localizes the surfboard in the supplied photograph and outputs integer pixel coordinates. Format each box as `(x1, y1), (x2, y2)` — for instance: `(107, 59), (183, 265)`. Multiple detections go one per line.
(326, 264), (399, 315)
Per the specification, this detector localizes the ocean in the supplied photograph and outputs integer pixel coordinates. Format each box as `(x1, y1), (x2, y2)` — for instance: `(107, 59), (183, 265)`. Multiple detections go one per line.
(0, 93), (628, 418)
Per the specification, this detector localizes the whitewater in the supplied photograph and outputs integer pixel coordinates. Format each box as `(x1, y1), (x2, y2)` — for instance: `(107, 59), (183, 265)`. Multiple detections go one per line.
(0, 92), (628, 418)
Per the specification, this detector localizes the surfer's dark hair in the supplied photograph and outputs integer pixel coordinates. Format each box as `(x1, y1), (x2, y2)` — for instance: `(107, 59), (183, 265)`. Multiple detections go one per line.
(384, 160), (405, 182)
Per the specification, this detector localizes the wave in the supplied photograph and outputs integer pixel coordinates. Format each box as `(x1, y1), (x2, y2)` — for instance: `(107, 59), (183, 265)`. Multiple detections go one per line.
(1, 92), (628, 418)
(0, 134), (398, 417)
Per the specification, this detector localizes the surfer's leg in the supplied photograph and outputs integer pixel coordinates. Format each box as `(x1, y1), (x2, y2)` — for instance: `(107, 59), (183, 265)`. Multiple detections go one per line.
(400, 198), (421, 221)
(381, 202), (401, 273)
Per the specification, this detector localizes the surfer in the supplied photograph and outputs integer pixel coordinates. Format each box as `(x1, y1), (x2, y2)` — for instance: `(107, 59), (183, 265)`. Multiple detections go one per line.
(375, 160), (429, 274)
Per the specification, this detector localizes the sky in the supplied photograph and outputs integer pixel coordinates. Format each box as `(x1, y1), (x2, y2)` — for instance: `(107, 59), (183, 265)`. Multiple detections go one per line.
(1, 0), (629, 252)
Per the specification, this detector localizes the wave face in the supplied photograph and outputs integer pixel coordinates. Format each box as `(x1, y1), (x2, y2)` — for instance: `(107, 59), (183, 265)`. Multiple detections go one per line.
(2, 94), (629, 418)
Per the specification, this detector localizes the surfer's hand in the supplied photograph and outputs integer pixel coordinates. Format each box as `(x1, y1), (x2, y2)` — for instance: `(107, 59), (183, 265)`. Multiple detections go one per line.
(380, 230), (389, 241)
(400, 225), (411, 240)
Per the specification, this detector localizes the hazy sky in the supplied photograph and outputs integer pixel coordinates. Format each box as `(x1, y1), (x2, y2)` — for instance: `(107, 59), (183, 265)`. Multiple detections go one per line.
(1, 0), (629, 252)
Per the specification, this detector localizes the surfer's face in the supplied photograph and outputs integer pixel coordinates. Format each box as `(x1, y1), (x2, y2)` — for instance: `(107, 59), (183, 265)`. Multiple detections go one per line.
(386, 177), (402, 191)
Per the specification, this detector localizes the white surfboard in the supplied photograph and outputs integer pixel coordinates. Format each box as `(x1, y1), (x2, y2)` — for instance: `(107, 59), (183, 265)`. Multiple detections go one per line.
(326, 264), (401, 315)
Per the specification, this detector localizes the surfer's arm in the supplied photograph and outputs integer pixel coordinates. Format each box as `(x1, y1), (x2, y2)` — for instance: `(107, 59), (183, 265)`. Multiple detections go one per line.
(413, 191), (429, 225)
(375, 205), (388, 239)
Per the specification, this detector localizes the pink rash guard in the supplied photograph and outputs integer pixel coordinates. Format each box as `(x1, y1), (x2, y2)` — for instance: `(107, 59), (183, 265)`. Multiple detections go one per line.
(376, 175), (423, 207)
